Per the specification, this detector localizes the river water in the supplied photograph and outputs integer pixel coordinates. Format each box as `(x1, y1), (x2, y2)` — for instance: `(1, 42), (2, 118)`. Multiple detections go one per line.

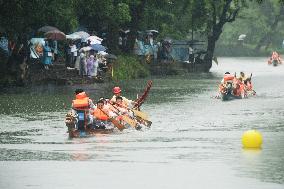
(0, 57), (283, 189)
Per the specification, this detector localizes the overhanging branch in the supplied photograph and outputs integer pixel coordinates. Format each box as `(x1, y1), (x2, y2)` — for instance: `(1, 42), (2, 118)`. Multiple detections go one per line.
(226, 7), (240, 22)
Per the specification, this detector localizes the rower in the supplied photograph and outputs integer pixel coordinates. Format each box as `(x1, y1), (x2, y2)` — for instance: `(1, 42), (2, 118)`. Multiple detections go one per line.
(221, 72), (234, 84)
(238, 72), (247, 83)
(71, 89), (95, 130)
(110, 86), (135, 108)
(93, 99), (114, 129)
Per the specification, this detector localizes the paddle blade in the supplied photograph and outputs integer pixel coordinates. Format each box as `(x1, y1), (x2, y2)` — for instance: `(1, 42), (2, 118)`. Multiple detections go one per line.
(122, 115), (137, 128)
(109, 118), (124, 131)
(132, 109), (149, 120)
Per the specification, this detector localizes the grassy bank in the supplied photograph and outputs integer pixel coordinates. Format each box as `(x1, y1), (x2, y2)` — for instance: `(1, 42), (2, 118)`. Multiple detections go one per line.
(111, 55), (150, 81)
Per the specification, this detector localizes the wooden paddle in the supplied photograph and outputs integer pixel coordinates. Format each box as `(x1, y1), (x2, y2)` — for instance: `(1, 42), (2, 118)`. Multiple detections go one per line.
(110, 102), (151, 128)
(109, 103), (138, 128)
(99, 108), (124, 131)
(111, 102), (149, 121)
(132, 109), (149, 120)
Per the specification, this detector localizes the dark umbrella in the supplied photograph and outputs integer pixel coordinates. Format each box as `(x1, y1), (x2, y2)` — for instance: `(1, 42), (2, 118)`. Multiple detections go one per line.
(44, 30), (66, 40)
(38, 26), (59, 33)
(90, 44), (107, 51)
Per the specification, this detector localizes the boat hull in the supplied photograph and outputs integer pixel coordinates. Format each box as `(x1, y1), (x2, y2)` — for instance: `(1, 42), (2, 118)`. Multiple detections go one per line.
(67, 127), (114, 138)
(221, 92), (243, 101)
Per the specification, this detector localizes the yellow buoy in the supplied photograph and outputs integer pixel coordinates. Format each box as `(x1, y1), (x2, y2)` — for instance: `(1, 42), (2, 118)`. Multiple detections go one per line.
(242, 130), (263, 149)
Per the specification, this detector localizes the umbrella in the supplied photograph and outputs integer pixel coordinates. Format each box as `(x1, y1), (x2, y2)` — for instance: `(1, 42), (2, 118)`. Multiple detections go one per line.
(98, 51), (108, 56)
(87, 36), (103, 44)
(146, 30), (159, 34)
(45, 30), (66, 40)
(38, 26), (59, 33)
(90, 44), (107, 51)
(66, 33), (81, 40)
(105, 53), (117, 59)
(238, 34), (246, 41)
(29, 38), (45, 46)
(79, 46), (92, 52)
(73, 31), (90, 39)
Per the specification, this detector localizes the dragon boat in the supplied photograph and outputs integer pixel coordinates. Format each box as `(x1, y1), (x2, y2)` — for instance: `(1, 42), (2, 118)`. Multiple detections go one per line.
(218, 74), (256, 101)
(65, 80), (153, 138)
(65, 111), (115, 138)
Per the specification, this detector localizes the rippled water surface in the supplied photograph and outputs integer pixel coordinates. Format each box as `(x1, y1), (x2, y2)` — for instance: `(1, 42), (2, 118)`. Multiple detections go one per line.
(0, 57), (284, 189)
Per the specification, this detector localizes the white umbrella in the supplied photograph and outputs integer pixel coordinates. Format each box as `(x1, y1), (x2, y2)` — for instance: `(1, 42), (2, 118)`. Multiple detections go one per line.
(87, 36), (103, 44)
(98, 51), (108, 55)
(66, 33), (81, 40)
(73, 31), (90, 39)
(238, 34), (246, 41)
(79, 46), (92, 52)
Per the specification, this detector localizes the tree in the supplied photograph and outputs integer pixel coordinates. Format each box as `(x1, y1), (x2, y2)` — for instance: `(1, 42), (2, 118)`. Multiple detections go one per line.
(0, 0), (78, 39)
(254, 1), (284, 51)
(200, 0), (242, 69)
(74, 0), (131, 53)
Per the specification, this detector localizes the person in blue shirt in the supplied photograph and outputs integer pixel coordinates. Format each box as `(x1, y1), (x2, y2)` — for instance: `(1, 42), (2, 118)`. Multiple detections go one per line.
(42, 40), (52, 69)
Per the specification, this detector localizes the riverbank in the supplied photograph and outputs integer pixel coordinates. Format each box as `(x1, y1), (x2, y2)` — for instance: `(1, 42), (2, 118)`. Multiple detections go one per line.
(1, 53), (214, 88)
(215, 44), (284, 57)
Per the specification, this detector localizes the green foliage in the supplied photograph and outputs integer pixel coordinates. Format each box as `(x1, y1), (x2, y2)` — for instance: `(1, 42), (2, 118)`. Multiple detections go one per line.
(112, 55), (150, 80)
(0, 0), (78, 38)
(217, 0), (284, 55)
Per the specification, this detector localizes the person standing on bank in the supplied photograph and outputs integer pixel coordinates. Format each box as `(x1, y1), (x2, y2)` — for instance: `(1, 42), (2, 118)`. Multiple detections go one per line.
(42, 40), (52, 70)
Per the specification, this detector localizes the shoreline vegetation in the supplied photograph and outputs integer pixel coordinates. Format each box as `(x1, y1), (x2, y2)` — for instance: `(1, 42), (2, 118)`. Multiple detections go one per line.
(1, 1), (284, 88)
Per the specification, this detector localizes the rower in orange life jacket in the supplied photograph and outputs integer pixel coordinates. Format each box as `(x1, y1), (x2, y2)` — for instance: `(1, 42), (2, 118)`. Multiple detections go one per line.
(233, 79), (245, 96)
(93, 99), (116, 129)
(93, 100), (109, 121)
(221, 72), (235, 84)
(72, 92), (90, 110)
(269, 51), (282, 64)
(219, 72), (234, 94)
(71, 89), (95, 126)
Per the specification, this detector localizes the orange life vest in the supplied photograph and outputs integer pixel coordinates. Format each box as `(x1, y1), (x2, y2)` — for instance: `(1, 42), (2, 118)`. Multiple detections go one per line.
(233, 82), (244, 96)
(72, 92), (90, 110)
(246, 81), (253, 91)
(93, 108), (108, 121)
(223, 74), (234, 82)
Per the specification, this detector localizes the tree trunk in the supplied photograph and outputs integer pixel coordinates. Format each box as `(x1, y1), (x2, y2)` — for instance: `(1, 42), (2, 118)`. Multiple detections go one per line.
(204, 25), (222, 71)
(126, 0), (147, 53)
(106, 22), (120, 54)
(204, 36), (215, 70)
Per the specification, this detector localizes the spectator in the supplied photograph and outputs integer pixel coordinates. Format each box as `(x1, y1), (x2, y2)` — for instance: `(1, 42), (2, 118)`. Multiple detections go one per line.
(87, 55), (95, 78)
(42, 40), (52, 70)
(79, 50), (87, 76)
(70, 42), (77, 68)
